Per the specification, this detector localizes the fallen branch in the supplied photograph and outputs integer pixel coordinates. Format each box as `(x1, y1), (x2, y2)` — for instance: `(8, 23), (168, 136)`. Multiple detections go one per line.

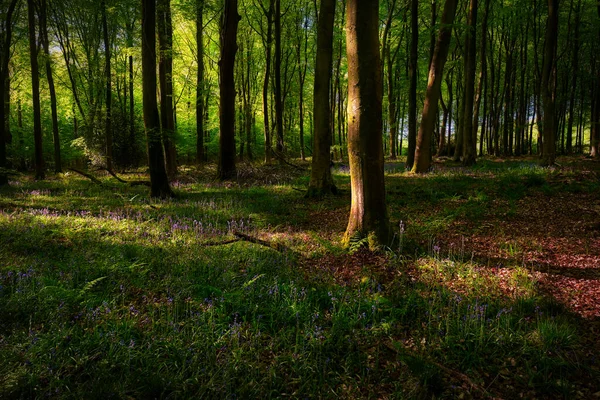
(271, 150), (307, 171)
(203, 238), (241, 247)
(98, 168), (151, 187)
(233, 231), (294, 254)
(68, 168), (104, 185)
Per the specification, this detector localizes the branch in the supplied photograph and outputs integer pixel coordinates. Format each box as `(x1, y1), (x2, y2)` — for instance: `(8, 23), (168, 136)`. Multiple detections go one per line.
(68, 168), (104, 185)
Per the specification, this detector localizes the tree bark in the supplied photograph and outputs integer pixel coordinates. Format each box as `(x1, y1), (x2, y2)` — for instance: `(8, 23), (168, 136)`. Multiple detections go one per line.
(412, 0), (458, 173)
(274, 0), (284, 157)
(344, 0), (390, 247)
(101, 0), (113, 171)
(28, 0), (45, 180)
(462, 0), (478, 166)
(196, 0), (205, 164)
(307, 0), (336, 197)
(142, 0), (172, 197)
(0, 0), (18, 185)
(406, 0), (418, 169)
(541, 0), (558, 166)
(158, 0), (177, 177)
(217, 0), (240, 180)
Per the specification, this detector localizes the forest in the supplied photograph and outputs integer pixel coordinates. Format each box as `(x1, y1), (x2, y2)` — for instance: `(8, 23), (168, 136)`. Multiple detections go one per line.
(1, 0), (600, 398)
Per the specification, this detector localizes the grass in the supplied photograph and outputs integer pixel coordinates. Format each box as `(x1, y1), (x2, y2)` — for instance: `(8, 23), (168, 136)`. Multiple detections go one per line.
(0, 158), (599, 398)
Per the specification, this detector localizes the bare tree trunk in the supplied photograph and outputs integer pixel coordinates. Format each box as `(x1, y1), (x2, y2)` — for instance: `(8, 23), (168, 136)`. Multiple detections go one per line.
(413, 0), (459, 173)
(462, 0), (478, 166)
(0, 0), (18, 184)
(28, 0), (45, 180)
(101, 0), (113, 171)
(142, 0), (172, 197)
(217, 0), (240, 180)
(196, 0), (205, 164)
(406, 0), (418, 169)
(158, 0), (177, 177)
(541, 0), (558, 166)
(274, 0), (284, 157)
(307, 0), (336, 197)
(344, 0), (390, 247)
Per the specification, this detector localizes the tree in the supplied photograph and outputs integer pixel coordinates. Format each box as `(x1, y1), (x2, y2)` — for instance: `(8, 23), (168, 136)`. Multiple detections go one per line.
(405, 0), (418, 169)
(101, 0), (113, 171)
(273, 0), (284, 157)
(344, 0), (390, 247)
(0, 0), (19, 186)
(461, 0), (478, 166)
(196, 0), (205, 164)
(306, 0), (336, 197)
(541, 0), (558, 166)
(217, 0), (240, 180)
(158, 0), (177, 177)
(28, 0), (45, 180)
(412, 0), (458, 173)
(142, 0), (173, 197)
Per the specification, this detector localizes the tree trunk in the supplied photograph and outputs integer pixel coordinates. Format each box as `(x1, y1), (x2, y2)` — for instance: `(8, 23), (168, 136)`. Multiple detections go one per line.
(142, 0), (172, 197)
(28, 0), (45, 180)
(101, 0), (113, 171)
(307, 0), (337, 197)
(158, 0), (177, 177)
(0, 0), (18, 185)
(462, 0), (478, 166)
(217, 0), (240, 180)
(406, 0), (418, 169)
(274, 0), (284, 157)
(413, 0), (459, 173)
(566, 0), (579, 156)
(344, 0), (390, 247)
(196, 0), (205, 164)
(541, 0), (558, 166)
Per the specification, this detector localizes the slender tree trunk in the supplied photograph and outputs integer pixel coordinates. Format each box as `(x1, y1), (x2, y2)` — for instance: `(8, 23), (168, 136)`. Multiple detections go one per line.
(541, 0), (558, 166)
(40, 0), (61, 172)
(307, 0), (337, 197)
(217, 0), (240, 180)
(158, 0), (177, 177)
(196, 0), (205, 164)
(142, 0), (172, 197)
(274, 0), (284, 157)
(261, 0), (274, 163)
(0, 0), (18, 184)
(406, 0), (418, 169)
(591, 2), (600, 158)
(462, 0), (478, 166)
(566, 0), (579, 156)
(474, 0), (490, 158)
(413, 0), (459, 173)
(344, 0), (390, 247)
(101, 0), (113, 171)
(28, 0), (44, 179)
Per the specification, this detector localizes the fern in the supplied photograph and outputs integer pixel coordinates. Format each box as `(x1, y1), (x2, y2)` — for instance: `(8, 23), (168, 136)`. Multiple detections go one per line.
(79, 276), (107, 297)
(348, 232), (368, 254)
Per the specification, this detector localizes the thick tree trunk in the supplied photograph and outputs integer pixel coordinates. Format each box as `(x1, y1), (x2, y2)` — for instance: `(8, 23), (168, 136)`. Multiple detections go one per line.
(28, 0), (45, 180)
(158, 0), (177, 177)
(541, 0), (558, 166)
(142, 0), (172, 197)
(406, 0), (418, 169)
(413, 0), (459, 173)
(307, 0), (337, 197)
(217, 0), (240, 180)
(196, 0), (205, 164)
(344, 0), (390, 247)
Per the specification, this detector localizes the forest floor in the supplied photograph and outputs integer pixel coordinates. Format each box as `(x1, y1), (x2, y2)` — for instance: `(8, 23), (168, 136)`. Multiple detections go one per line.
(0, 155), (599, 399)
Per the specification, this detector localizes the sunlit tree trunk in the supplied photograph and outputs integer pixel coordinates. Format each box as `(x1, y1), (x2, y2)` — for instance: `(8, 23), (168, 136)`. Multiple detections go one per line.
(101, 0), (112, 171)
(462, 0), (478, 166)
(412, 0), (458, 173)
(344, 0), (390, 247)
(142, 0), (172, 197)
(217, 0), (240, 180)
(307, 0), (337, 197)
